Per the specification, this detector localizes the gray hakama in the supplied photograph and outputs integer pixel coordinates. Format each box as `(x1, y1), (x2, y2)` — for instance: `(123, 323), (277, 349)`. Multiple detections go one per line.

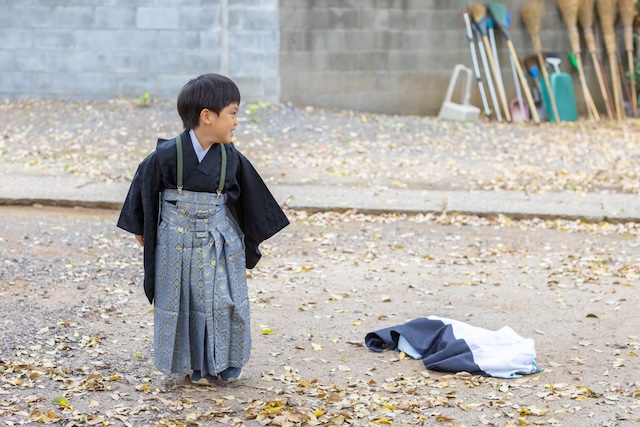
(153, 188), (250, 376)
(118, 132), (288, 377)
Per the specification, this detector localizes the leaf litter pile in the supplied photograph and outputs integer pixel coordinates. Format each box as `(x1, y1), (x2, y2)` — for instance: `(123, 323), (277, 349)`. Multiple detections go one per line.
(0, 100), (639, 426)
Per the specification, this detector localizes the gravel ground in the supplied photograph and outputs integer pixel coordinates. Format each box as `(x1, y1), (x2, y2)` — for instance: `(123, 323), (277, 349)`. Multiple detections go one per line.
(1, 99), (640, 193)
(0, 100), (639, 426)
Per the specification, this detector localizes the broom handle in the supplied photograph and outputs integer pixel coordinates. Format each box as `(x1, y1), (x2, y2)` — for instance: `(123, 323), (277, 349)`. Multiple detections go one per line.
(618, 53), (633, 114)
(489, 26), (522, 120)
(608, 52), (623, 120)
(537, 51), (560, 123)
(576, 55), (600, 120)
(463, 13), (492, 120)
(591, 52), (615, 119)
(628, 50), (638, 117)
(488, 27), (505, 92)
(476, 31), (503, 122)
(483, 36), (511, 122)
(509, 54), (526, 121)
(507, 41), (540, 124)
(599, 56), (617, 118)
(492, 25), (524, 121)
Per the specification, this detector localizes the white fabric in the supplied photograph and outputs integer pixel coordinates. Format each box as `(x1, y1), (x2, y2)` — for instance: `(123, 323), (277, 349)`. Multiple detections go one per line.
(428, 315), (538, 378)
(190, 129), (210, 163)
(397, 335), (422, 360)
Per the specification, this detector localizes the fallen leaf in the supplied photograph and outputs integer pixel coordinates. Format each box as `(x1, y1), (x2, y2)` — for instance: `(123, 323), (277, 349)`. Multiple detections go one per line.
(51, 396), (70, 409)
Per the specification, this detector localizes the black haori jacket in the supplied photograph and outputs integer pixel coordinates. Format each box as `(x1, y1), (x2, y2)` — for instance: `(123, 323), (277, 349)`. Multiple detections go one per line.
(117, 130), (289, 303)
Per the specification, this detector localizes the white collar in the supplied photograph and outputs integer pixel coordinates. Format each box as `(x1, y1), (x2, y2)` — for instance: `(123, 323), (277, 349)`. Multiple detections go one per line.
(189, 129), (210, 163)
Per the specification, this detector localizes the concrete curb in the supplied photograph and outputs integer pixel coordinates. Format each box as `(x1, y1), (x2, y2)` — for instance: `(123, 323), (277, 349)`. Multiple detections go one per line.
(0, 171), (127, 210)
(2, 169), (639, 222)
(272, 185), (640, 223)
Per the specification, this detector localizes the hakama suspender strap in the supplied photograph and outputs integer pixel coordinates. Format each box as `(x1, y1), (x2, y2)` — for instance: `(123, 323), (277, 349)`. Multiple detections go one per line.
(217, 143), (227, 199)
(176, 134), (184, 194)
(175, 134), (227, 198)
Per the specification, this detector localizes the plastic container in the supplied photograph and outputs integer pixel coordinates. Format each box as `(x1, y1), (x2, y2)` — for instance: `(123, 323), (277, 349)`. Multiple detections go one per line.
(540, 66), (578, 122)
(438, 64), (481, 121)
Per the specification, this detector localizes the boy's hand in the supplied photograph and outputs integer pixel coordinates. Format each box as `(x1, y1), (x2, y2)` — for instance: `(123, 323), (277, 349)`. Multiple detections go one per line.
(135, 234), (144, 246)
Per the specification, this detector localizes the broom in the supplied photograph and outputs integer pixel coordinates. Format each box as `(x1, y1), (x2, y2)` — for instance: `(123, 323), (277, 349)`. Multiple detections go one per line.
(557, 0), (600, 120)
(578, 0), (615, 118)
(618, 0), (637, 117)
(597, 0), (624, 119)
(521, 0), (560, 122)
(486, 1), (541, 124)
(469, 4), (511, 122)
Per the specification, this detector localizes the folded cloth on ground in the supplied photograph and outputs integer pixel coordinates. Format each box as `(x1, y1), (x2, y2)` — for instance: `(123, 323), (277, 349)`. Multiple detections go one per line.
(365, 315), (540, 378)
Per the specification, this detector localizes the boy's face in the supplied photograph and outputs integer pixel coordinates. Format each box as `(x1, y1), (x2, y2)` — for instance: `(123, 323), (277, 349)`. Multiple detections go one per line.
(202, 103), (239, 144)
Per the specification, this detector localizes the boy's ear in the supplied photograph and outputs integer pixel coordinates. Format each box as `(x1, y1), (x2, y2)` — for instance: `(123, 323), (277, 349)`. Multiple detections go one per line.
(199, 108), (212, 125)
(200, 108), (220, 125)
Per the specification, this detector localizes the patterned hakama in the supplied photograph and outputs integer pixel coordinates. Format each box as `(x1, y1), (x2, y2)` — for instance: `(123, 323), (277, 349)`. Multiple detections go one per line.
(153, 189), (250, 376)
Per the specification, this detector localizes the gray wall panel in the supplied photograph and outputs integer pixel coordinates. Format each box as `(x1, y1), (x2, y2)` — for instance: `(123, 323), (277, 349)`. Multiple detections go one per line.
(0, 1), (278, 102)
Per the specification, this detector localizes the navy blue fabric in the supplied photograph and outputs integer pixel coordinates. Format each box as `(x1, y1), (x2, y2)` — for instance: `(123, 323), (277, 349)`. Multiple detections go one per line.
(365, 318), (485, 376)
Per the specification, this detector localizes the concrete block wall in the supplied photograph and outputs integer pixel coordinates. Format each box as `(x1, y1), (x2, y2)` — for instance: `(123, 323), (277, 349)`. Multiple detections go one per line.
(279, 0), (608, 116)
(0, 0), (279, 103)
(0, 0), (624, 116)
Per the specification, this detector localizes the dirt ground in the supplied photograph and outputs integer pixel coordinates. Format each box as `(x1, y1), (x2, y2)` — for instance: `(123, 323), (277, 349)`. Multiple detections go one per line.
(0, 204), (639, 426)
(1, 99), (640, 426)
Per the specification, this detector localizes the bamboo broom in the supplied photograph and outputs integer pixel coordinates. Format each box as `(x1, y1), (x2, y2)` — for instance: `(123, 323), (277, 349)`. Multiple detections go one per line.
(597, 0), (624, 119)
(557, 0), (601, 120)
(618, 0), (637, 117)
(469, 4), (512, 122)
(521, 0), (561, 122)
(579, 0), (615, 118)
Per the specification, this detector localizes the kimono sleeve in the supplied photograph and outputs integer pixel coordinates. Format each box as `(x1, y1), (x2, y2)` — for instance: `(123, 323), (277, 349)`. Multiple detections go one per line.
(117, 165), (145, 235)
(117, 153), (162, 304)
(235, 151), (289, 269)
(117, 153), (161, 236)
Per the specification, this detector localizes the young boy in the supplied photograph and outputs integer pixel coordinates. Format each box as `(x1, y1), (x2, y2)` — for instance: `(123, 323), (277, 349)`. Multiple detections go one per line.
(117, 73), (289, 384)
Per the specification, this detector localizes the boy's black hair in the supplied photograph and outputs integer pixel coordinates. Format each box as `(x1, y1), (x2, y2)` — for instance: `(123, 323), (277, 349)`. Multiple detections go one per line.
(177, 73), (241, 130)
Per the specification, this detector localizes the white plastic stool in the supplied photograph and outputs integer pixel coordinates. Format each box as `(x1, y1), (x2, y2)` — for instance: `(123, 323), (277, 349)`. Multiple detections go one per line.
(438, 64), (480, 121)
